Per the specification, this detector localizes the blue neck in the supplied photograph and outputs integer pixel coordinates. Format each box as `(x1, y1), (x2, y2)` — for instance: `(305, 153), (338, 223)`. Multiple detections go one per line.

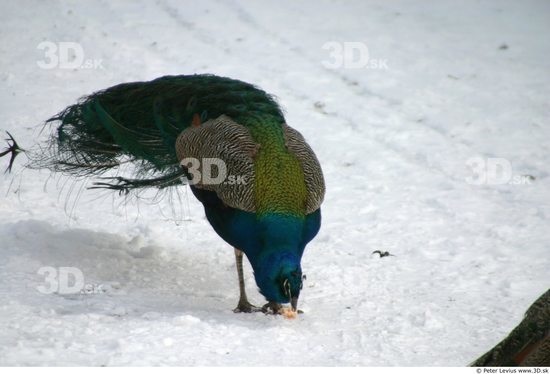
(246, 213), (304, 270)
(197, 190), (322, 302)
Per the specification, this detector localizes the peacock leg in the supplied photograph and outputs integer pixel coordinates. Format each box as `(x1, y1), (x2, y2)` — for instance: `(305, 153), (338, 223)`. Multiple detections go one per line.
(232, 248), (262, 313)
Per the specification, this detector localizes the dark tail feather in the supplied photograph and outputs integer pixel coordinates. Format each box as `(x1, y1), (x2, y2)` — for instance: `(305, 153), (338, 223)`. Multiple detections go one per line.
(0, 131), (24, 173)
(89, 170), (186, 195)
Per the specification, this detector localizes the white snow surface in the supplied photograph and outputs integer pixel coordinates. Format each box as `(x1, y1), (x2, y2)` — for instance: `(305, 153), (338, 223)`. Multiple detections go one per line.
(1, 0), (549, 366)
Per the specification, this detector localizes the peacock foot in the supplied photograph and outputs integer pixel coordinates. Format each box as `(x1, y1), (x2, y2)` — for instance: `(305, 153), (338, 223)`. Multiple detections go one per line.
(262, 302), (283, 314)
(262, 302), (304, 316)
(233, 300), (263, 313)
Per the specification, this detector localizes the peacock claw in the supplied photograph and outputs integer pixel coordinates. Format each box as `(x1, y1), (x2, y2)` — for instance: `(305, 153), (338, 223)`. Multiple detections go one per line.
(233, 301), (263, 313)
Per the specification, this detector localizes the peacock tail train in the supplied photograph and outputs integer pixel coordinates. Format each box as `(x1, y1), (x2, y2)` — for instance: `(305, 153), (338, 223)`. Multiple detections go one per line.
(32, 74), (325, 217)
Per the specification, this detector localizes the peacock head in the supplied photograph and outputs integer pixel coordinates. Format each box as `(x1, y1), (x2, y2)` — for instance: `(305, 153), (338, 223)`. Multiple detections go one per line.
(254, 253), (305, 311)
(249, 212), (319, 312)
(279, 266), (306, 311)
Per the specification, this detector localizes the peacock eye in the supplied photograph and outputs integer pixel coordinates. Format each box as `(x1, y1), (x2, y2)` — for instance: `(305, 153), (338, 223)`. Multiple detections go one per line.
(282, 279), (291, 297)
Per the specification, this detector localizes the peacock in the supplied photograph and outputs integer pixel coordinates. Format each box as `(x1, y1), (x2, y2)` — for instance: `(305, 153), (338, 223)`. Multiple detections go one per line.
(472, 289), (550, 366)
(2, 74), (325, 316)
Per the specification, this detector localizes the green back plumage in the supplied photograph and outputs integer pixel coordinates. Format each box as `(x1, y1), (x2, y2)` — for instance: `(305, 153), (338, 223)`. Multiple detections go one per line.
(245, 118), (308, 218)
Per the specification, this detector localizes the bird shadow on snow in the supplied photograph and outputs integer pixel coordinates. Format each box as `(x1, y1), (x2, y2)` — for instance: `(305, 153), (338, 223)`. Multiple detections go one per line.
(0, 219), (251, 322)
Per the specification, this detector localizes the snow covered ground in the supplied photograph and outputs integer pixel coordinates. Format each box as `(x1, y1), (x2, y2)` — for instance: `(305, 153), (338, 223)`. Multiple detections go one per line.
(1, 0), (549, 366)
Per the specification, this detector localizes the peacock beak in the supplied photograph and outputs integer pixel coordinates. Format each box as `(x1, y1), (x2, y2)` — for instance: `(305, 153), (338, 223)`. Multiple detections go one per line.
(291, 296), (298, 312)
